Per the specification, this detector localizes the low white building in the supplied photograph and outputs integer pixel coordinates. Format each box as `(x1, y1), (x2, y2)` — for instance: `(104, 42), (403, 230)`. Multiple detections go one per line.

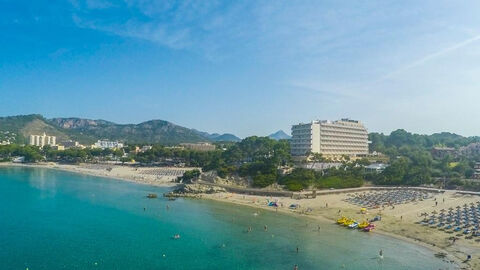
(365, 163), (389, 173)
(62, 140), (81, 149)
(93, 140), (124, 149)
(141, 145), (153, 152)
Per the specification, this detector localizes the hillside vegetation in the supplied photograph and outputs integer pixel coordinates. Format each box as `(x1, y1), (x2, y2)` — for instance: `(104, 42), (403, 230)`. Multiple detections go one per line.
(0, 114), (240, 145)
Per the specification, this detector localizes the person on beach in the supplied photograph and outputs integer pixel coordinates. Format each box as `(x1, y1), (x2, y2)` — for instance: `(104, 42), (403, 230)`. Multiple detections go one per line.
(317, 225), (321, 231)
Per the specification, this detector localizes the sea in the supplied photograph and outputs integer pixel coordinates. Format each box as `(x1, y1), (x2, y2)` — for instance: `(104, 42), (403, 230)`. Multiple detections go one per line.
(0, 166), (457, 270)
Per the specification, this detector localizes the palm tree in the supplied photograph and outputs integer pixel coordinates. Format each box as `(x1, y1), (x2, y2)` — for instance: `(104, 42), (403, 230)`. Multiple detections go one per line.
(310, 152), (325, 169)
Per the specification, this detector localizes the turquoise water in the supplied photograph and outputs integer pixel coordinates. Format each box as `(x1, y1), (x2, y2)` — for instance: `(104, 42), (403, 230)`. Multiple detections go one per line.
(0, 167), (456, 270)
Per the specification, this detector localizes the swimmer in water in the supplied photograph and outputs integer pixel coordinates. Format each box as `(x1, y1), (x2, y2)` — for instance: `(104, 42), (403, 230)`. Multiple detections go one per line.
(379, 249), (383, 259)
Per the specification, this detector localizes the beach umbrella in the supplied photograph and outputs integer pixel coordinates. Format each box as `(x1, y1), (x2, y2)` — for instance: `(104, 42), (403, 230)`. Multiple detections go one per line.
(440, 209), (446, 213)
(432, 210), (438, 215)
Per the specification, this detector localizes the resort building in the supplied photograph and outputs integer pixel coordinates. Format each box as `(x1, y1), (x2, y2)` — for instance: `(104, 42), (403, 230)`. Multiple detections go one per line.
(290, 119), (369, 158)
(62, 140), (81, 149)
(93, 140), (124, 149)
(29, 133), (56, 147)
(52, 145), (65, 151)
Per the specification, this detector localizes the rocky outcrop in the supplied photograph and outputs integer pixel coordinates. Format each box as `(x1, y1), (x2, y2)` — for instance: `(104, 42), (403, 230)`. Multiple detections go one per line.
(165, 183), (226, 197)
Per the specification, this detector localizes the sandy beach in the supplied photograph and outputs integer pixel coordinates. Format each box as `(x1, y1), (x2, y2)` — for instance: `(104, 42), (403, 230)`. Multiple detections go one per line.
(0, 162), (197, 187)
(202, 189), (480, 269)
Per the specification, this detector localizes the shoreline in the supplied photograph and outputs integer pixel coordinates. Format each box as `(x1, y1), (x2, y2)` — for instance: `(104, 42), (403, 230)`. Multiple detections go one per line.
(0, 162), (184, 188)
(1, 162), (475, 269)
(200, 192), (477, 269)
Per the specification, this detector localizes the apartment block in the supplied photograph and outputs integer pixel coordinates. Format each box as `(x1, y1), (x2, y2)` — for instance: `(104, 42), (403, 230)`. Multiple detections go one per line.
(29, 133), (56, 147)
(291, 119), (369, 158)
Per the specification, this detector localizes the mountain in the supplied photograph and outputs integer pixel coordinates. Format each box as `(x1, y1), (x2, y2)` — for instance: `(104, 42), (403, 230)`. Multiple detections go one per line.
(49, 117), (209, 145)
(193, 130), (241, 142)
(0, 114), (97, 144)
(0, 114), (240, 145)
(268, 130), (291, 140)
(207, 133), (241, 142)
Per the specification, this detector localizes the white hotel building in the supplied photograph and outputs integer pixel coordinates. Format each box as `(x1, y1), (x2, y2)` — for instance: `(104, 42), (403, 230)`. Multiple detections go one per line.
(29, 133), (57, 147)
(290, 119), (369, 158)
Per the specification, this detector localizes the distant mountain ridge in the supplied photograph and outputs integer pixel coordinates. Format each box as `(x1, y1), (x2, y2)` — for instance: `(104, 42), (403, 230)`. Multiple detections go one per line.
(192, 130), (241, 142)
(0, 114), (241, 145)
(268, 130), (291, 140)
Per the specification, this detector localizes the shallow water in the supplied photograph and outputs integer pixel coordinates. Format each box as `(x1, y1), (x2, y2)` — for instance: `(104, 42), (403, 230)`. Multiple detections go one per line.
(0, 167), (456, 269)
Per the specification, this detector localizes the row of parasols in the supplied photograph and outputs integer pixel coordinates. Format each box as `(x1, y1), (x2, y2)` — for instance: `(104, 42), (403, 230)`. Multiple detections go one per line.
(345, 189), (433, 209)
(418, 201), (480, 237)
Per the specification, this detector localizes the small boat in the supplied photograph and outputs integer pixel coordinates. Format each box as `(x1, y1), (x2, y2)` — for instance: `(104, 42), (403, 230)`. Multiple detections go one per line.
(343, 219), (354, 226)
(363, 224), (376, 232)
(358, 221), (370, 229)
(337, 217), (347, 224)
(348, 222), (359, 229)
(147, 193), (158, 198)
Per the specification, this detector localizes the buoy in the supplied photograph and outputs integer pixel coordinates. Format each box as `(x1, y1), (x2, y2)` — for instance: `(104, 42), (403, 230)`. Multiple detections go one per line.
(163, 254), (166, 257)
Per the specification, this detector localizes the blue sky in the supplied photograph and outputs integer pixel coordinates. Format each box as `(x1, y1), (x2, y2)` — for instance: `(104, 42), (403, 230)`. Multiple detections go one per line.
(1, 1), (480, 138)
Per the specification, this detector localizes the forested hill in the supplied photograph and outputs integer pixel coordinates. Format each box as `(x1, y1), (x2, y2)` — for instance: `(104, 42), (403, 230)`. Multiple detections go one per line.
(0, 114), (240, 145)
(369, 129), (480, 152)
